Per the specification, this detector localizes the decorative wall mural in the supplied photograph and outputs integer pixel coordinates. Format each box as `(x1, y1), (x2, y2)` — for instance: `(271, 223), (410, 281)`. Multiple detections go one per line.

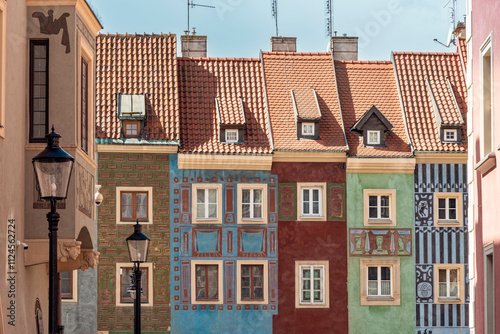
(415, 265), (434, 303)
(415, 193), (432, 226)
(278, 183), (296, 220)
(328, 183), (345, 220)
(349, 228), (412, 256)
(32, 10), (71, 53)
(77, 163), (94, 218)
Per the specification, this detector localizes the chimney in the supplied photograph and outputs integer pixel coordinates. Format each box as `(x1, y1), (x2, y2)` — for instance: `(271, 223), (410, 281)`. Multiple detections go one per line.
(454, 21), (466, 38)
(330, 35), (358, 61)
(270, 37), (297, 52)
(180, 29), (207, 57)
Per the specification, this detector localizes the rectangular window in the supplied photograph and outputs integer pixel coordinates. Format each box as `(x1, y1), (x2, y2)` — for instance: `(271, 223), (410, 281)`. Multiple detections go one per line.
(237, 184), (268, 224)
(123, 120), (140, 137)
(81, 57), (88, 152)
(117, 264), (153, 306)
(60, 270), (77, 302)
(192, 184), (223, 223)
(434, 263), (464, 304)
(367, 130), (380, 145)
(297, 183), (327, 221)
(444, 129), (457, 142)
(480, 36), (493, 157)
(118, 94), (146, 116)
(363, 189), (396, 226)
(191, 260), (223, 304)
(241, 265), (264, 301)
(0, 1), (6, 139)
(485, 244), (494, 332)
(360, 258), (400, 306)
(116, 187), (153, 224)
(434, 192), (463, 227)
(295, 261), (329, 308)
(225, 129), (238, 143)
(302, 123), (314, 136)
(29, 40), (49, 142)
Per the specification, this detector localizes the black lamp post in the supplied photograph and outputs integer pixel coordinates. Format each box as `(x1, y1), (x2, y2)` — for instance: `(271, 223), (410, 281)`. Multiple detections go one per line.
(126, 222), (150, 334)
(32, 127), (74, 334)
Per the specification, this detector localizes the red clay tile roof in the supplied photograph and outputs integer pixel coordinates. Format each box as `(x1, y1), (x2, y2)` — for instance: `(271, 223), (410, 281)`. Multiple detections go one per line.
(216, 97), (246, 126)
(335, 61), (412, 157)
(261, 52), (347, 152)
(427, 77), (464, 125)
(392, 52), (467, 152)
(178, 57), (271, 154)
(96, 33), (179, 142)
(292, 88), (322, 119)
(457, 36), (467, 69)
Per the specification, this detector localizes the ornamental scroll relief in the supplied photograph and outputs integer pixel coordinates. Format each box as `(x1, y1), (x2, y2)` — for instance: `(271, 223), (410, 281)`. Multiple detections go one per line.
(32, 10), (71, 53)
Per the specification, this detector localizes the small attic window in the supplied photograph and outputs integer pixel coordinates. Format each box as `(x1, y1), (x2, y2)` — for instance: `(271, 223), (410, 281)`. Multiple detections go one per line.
(123, 120), (140, 138)
(118, 94), (146, 118)
(443, 129), (457, 142)
(367, 130), (380, 145)
(302, 123), (315, 136)
(225, 129), (239, 143)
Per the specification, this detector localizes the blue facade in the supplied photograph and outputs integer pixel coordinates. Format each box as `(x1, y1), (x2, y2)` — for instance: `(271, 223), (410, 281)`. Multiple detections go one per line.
(170, 155), (278, 333)
(414, 163), (469, 334)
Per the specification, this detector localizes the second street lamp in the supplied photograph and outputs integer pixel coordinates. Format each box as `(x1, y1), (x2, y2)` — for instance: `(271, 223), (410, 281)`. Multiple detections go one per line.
(32, 127), (74, 334)
(126, 221), (150, 334)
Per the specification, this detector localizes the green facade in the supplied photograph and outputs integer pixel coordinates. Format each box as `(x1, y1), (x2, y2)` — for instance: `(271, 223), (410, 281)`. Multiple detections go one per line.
(347, 173), (415, 334)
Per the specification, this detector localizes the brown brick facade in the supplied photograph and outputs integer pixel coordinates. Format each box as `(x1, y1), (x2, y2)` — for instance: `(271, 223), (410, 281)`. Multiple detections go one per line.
(97, 152), (170, 332)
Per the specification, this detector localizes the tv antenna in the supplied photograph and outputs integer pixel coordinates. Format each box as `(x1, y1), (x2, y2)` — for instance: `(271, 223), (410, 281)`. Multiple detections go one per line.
(271, 0), (278, 37)
(186, 0), (215, 34)
(325, 0), (333, 38)
(433, 0), (457, 47)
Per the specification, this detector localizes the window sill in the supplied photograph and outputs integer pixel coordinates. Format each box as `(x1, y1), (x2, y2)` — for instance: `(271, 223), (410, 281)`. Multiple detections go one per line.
(118, 220), (152, 225)
(475, 152), (496, 175)
(436, 219), (460, 227)
(366, 295), (394, 301)
(193, 219), (222, 224)
(239, 219), (267, 224)
(437, 297), (462, 304)
(367, 218), (392, 224)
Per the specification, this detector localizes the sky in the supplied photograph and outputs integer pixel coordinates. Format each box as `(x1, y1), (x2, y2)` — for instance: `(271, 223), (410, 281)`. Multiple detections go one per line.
(87, 0), (466, 60)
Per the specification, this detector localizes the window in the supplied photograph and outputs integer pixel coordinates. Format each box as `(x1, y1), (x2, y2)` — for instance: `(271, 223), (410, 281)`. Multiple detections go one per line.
(29, 40), (49, 142)
(297, 183), (327, 221)
(443, 129), (457, 142)
(60, 270), (77, 302)
(484, 243), (494, 332)
(116, 263), (153, 307)
(367, 130), (380, 145)
(360, 258), (400, 306)
(192, 184), (223, 224)
(116, 187), (153, 224)
(434, 264), (464, 304)
(81, 57), (88, 152)
(118, 94), (146, 116)
(302, 123), (314, 136)
(480, 34), (493, 157)
(191, 260), (223, 304)
(237, 184), (268, 224)
(237, 260), (268, 304)
(363, 189), (396, 226)
(123, 120), (140, 137)
(295, 261), (329, 308)
(434, 192), (463, 227)
(0, 0), (6, 139)
(225, 129), (238, 143)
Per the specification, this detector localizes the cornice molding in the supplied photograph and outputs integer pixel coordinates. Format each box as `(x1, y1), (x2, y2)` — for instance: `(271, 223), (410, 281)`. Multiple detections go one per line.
(346, 157), (416, 174)
(96, 144), (178, 154)
(178, 154), (273, 170)
(415, 152), (467, 164)
(272, 151), (346, 162)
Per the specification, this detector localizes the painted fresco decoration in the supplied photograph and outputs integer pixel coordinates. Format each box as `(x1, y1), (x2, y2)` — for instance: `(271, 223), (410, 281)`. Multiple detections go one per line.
(77, 163), (94, 218)
(32, 10), (71, 53)
(349, 228), (412, 256)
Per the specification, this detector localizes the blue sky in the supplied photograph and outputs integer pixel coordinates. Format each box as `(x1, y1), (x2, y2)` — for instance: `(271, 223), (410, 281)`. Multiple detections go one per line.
(88, 0), (465, 60)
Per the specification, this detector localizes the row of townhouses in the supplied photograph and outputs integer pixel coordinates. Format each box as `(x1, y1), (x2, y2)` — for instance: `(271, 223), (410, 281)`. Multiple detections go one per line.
(0, 1), (498, 334)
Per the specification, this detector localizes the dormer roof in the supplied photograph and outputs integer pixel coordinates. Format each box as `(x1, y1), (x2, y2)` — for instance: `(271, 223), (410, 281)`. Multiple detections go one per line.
(291, 88), (322, 121)
(350, 105), (393, 133)
(216, 97), (246, 128)
(426, 77), (464, 127)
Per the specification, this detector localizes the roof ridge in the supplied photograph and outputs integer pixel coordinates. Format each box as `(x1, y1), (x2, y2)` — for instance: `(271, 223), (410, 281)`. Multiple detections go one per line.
(98, 32), (174, 38)
(335, 60), (392, 65)
(262, 51), (331, 56)
(392, 51), (460, 56)
(178, 57), (260, 62)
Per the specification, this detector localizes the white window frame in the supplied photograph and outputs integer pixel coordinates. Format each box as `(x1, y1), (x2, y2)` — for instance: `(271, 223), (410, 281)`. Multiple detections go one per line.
(302, 122), (315, 136)
(225, 129), (238, 143)
(61, 270), (78, 303)
(237, 184), (268, 224)
(295, 261), (329, 308)
(236, 260), (269, 305)
(115, 262), (154, 307)
(116, 187), (153, 225)
(297, 183), (327, 221)
(192, 184), (223, 224)
(480, 33), (494, 158)
(434, 192), (463, 227)
(434, 263), (465, 304)
(444, 129), (458, 142)
(363, 189), (396, 226)
(360, 258), (400, 306)
(191, 260), (224, 304)
(367, 130), (380, 145)
(118, 94), (146, 116)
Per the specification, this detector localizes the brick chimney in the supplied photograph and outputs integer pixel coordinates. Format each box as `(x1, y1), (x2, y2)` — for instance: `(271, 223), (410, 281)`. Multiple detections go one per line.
(180, 29), (207, 57)
(330, 34), (358, 61)
(270, 37), (297, 52)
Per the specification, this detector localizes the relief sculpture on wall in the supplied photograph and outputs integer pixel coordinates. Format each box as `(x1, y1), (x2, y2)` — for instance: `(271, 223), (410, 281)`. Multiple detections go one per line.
(32, 10), (71, 53)
(349, 228), (412, 256)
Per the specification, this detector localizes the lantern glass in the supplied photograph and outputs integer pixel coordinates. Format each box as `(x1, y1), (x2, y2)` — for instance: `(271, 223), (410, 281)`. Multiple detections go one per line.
(33, 160), (74, 199)
(126, 223), (150, 263)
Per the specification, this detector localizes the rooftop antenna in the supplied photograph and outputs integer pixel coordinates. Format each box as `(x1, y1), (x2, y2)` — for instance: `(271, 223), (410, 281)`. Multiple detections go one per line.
(325, 0), (333, 38)
(187, 0), (215, 35)
(271, 0), (278, 37)
(433, 0), (457, 47)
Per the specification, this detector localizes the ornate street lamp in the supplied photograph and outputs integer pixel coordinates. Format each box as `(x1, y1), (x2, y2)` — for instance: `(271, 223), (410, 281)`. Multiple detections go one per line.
(126, 221), (150, 334)
(32, 127), (74, 334)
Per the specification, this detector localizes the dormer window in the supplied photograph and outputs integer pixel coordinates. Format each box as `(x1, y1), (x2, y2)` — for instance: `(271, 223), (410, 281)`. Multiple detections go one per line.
(444, 129), (457, 142)
(225, 129), (239, 143)
(123, 120), (140, 138)
(118, 94), (146, 139)
(367, 130), (380, 145)
(302, 123), (315, 136)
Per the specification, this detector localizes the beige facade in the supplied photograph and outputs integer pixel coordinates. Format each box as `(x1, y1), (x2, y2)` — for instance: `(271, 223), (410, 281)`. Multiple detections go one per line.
(0, 0), (100, 332)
